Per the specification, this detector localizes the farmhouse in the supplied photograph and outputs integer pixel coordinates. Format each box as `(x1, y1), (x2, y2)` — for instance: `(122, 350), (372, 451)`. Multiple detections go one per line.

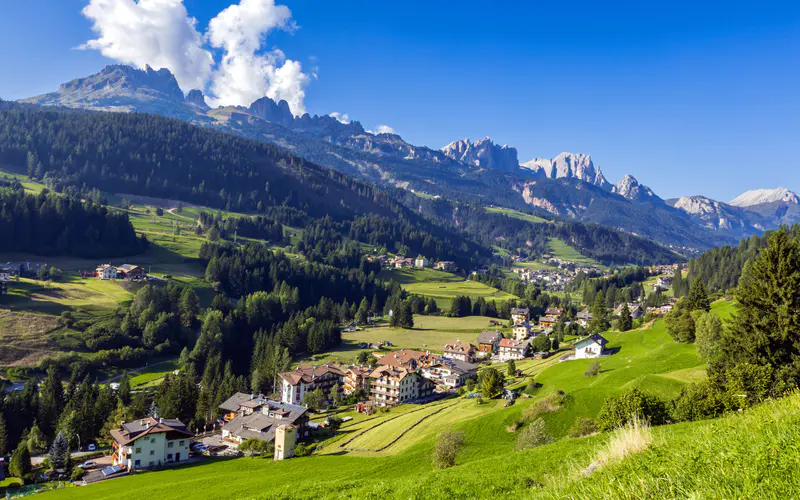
(510, 307), (530, 324)
(369, 365), (435, 407)
(219, 393), (309, 446)
(96, 264), (118, 280)
(545, 307), (564, 318)
(434, 261), (457, 272)
(574, 333), (609, 359)
(422, 359), (479, 389)
(442, 340), (477, 363)
(477, 330), (503, 358)
(512, 321), (532, 341)
(116, 264), (145, 280)
(392, 257), (414, 269)
(538, 315), (559, 329)
(278, 364), (345, 406)
(415, 255), (429, 268)
(576, 309), (593, 327)
(497, 338), (530, 361)
(343, 366), (372, 395)
(110, 417), (193, 471)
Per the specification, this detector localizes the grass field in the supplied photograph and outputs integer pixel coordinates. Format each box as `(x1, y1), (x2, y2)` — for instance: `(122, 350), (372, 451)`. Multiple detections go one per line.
(546, 238), (601, 266)
(296, 315), (509, 365)
(378, 268), (465, 284)
(403, 280), (518, 310)
(127, 360), (180, 389)
(485, 206), (549, 224)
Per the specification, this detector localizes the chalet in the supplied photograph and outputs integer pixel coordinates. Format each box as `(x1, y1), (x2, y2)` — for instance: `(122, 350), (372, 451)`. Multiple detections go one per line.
(415, 255), (429, 268)
(442, 340), (477, 363)
(576, 309), (593, 327)
(219, 393), (309, 446)
(477, 330), (503, 357)
(510, 307), (530, 324)
(512, 321), (532, 341)
(545, 307), (564, 318)
(422, 359), (479, 389)
(393, 257), (414, 269)
(497, 338), (530, 361)
(96, 264), (118, 280)
(343, 366), (372, 395)
(538, 315), (559, 329)
(369, 365), (435, 407)
(110, 417), (193, 471)
(435, 261), (457, 272)
(117, 264), (145, 280)
(375, 349), (438, 370)
(574, 333), (609, 359)
(278, 364), (345, 406)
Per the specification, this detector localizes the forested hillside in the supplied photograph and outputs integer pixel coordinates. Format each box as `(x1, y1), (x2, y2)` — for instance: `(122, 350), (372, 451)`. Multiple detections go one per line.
(0, 183), (145, 257)
(689, 225), (800, 291)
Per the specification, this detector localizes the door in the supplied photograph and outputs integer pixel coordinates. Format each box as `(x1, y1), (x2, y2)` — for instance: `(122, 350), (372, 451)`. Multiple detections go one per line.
(175, 452), (180, 462)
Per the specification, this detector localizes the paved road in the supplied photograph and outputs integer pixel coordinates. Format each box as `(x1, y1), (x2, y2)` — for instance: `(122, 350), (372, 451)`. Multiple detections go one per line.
(31, 449), (109, 466)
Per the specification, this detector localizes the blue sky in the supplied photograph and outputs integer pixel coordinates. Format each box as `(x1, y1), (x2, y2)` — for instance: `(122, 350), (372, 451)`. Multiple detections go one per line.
(1, 0), (799, 201)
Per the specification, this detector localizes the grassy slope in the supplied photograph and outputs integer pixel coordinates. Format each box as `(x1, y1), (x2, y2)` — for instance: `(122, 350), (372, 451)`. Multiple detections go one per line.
(546, 237), (601, 266)
(42, 305), (741, 500)
(485, 206), (549, 224)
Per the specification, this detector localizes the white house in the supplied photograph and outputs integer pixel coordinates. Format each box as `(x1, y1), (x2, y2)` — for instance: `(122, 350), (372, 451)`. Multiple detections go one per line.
(574, 333), (609, 359)
(278, 365), (345, 406)
(422, 359), (479, 389)
(442, 340), (477, 363)
(510, 307), (530, 324)
(415, 255), (429, 268)
(96, 264), (118, 280)
(497, 338), (530, 361)
(110, 417), (192, 471)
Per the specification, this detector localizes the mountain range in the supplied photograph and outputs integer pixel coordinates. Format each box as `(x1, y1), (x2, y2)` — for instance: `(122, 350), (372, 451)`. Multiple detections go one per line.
(19, 64), (800, 252)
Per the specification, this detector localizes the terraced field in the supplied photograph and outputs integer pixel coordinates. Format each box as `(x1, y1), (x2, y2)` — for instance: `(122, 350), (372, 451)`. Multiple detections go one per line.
(403, 280), (519, 310)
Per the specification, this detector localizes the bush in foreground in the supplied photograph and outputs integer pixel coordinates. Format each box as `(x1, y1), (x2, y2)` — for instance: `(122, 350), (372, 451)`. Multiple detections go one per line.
(432, 430), (465, 469)
(515, 418), (553, 451)
(598, 388), (668, 431)
(568, 417), (599, 438)
(584, 360), (601, 377)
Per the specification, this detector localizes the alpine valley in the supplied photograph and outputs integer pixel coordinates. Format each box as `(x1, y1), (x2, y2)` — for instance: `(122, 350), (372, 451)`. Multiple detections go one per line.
(17, 65), (800, 252)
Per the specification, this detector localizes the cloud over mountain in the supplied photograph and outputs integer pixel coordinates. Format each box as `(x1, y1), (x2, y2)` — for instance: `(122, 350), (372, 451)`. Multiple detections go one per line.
(80, 0), (310, 114)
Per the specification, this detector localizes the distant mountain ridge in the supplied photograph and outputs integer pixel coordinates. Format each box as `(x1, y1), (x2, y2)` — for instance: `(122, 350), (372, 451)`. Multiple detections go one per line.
(17, 64), (799, 251)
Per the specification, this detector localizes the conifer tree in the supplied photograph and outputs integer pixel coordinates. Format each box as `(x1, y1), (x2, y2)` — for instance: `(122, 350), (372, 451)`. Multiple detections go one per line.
(49, 432), (69, 470)
(686, 279), (711, 312)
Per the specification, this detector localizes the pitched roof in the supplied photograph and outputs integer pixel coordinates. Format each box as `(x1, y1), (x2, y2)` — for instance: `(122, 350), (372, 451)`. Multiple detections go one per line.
(375, 349), (431, 368)
(221, 398), (308, 444)
(110, 417), (193, 446)
(511, 308), (530, 315)
(278, 364), (345, 386)
(477, 330), (503, 344)
(575, 333), (609, 348)
(219, 392), (254, 413)
(443, 341), (475, 354)
(369, 365), (415, 381)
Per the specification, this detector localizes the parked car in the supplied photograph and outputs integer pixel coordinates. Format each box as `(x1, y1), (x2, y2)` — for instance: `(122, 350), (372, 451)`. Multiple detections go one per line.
(87, 444), (97, 451)
(78, 461), (97, 469)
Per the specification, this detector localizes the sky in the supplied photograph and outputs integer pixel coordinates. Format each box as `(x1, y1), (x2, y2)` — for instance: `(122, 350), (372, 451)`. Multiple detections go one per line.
(1, 0), (799, 201)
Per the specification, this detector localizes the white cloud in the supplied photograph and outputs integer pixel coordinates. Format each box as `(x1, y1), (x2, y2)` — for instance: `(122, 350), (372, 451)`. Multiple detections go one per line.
(80, 0), (213, 92)
(206, 0), (309, 114)
(369, 125), (396, 135)
(329, 112), (350, 124)
(80, 0), (311, 115)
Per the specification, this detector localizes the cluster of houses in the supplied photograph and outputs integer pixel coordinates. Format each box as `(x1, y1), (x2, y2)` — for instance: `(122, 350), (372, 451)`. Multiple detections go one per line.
(511, 260), (605, 292)
(373, 254), (456, 272)
(96, 263), (146, 281)
(652, 276), (673, 292)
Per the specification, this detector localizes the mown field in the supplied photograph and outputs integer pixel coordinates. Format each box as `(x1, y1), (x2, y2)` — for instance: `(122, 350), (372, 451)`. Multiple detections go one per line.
(546, 238), (601, 266)
(403, 280), (518, 310)
(485, 206), (549, 224)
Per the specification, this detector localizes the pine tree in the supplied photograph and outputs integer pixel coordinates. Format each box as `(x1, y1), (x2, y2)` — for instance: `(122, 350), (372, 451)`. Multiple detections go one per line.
(686, 279), (711, 312)
(0, 413), (7, 455)
(507, 360), (516, 376)
(9, 445), (31, 478)
(49, 432), (70, 470)
(619, 303), (633, 332)
(590, 290), (609, 332)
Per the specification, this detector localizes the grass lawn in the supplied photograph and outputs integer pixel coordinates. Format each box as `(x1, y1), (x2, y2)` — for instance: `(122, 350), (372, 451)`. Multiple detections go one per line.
(296, 315), (510, 366)
(127, 359), (180, 389)
(4, 275), (131, 316)
(546, 238), (602, 266)
(402, 280), (518, 310)
(486, 206), (549, 224)
(378, 268), (465, 284)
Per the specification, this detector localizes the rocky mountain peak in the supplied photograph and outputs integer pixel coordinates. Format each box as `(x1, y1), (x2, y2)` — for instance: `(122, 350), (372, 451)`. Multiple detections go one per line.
(186, 89), (209, 110)
(521, 152), (611, 189)
(247, 96), (295, 127)
(441, 137), (519, 171)
(612, 174), (658, 202)
(729, 188), (800, 207)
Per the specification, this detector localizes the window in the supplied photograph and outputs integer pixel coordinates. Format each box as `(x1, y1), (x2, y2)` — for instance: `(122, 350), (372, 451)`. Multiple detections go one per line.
(135, 447), (142, 454)
(150, 450), (155, 455)
(134, 460), (140, 467)
(151, 438), (156, 443)
(168, 442), (174, 448)
(167, 454), (173, 460)
(179, 440), (185, 446)
(149, 461), (154, 466)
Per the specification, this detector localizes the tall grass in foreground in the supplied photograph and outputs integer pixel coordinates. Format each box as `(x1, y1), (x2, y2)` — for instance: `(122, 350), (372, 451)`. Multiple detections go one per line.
(594, 416), (652, 467)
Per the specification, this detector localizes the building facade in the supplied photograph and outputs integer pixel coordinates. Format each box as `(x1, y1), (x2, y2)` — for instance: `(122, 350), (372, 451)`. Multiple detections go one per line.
(110, 417), (192, 471)
(278, 365), (345, 406)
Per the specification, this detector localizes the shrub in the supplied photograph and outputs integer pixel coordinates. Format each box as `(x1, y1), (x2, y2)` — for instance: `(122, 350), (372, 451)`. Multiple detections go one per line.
(598, 389), (668, 431)
(595, 417), (652, 465)
(584, 360), (601, 378)
(515, 418), (553, 451)
(523, 391), (568, 420)
(568, 417), (599, 438)
(431, 430), (465, 469)
(238, 438), (274, 457)
(670, 380), (735, 422)
(294, 443), (313, 457)
(70, 468), (86, 481)
(9, 446), (31, 478)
